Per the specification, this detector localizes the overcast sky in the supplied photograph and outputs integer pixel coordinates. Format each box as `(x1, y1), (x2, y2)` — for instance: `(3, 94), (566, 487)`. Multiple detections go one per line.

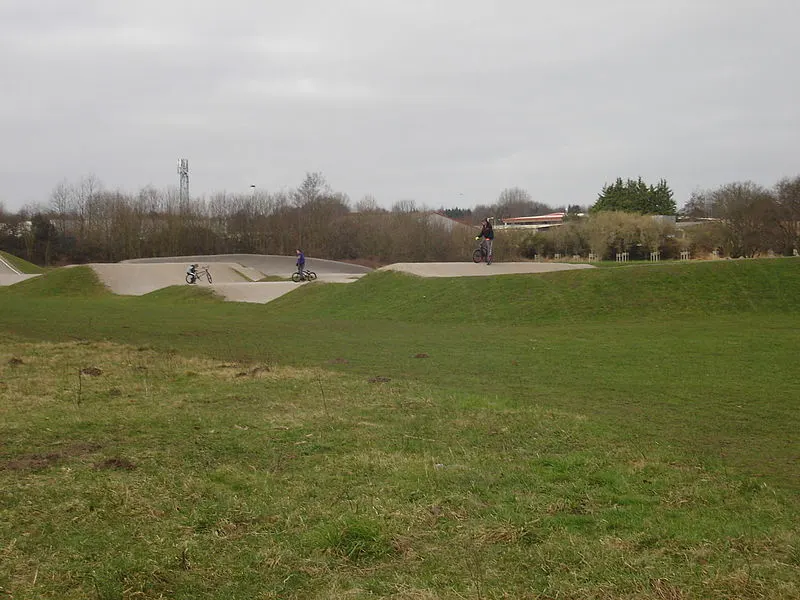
(1, 0), (798, 212)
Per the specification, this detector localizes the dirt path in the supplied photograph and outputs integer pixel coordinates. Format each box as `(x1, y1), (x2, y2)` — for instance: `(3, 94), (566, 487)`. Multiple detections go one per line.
(380, 261), (594, 277)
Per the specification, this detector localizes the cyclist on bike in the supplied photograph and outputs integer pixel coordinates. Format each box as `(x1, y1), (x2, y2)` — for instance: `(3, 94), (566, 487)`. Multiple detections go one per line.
(295, 249), (306, 279)
(477, 218), (494, 265)
(186, 263), (197, 284)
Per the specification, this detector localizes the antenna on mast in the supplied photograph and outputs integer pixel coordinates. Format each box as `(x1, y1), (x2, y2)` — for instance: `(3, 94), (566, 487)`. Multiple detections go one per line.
(177, 159), (189, 205)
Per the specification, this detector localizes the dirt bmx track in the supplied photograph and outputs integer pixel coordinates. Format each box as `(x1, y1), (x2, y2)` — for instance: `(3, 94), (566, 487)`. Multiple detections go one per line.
(379, 262), (594, 277)
(93, 254), (371, 302)
(1, 254), (594, 303)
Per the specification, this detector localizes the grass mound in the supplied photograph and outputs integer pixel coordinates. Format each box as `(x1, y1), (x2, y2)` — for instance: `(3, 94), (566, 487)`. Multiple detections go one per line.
(1, 265), (109, 297)
(0, 250), (45, 274)
(268, 258), (800, 323)
(140, 284), (224, 304)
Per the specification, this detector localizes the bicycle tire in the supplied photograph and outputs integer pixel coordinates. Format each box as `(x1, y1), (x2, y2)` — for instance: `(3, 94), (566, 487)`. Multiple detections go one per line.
(292, 272), (302, 283)
(206, 271), (212, 284)
(472, 249), (484, 263)
(185, 273), (196, 284)
(307, 271), (317, 280)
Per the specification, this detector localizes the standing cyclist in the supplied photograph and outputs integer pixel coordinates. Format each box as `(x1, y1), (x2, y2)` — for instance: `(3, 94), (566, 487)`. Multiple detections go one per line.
(295, 249), (306, 279)
(478, 218), (494, 265)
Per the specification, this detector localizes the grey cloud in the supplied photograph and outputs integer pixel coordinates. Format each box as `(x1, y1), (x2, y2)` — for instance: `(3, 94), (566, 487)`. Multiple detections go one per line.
(1, 0), (798, 211)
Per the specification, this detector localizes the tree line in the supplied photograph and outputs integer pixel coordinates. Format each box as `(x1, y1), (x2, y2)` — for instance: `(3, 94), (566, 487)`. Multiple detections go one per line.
(525, 175), (800, 260)
(681, 178), (800, 257)
(1, 173), (797, 266)
(0, 173), (480, 267)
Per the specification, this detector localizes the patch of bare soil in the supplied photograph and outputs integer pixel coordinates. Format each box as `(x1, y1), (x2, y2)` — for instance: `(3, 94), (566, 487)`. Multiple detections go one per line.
(0, 442), (102, 471)
(95, 457), (137, 471)
(235, 366), (271, 378)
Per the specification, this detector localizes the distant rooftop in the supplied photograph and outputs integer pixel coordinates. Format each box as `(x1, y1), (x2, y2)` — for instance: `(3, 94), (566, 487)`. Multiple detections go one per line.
(501, 212), (566, 224)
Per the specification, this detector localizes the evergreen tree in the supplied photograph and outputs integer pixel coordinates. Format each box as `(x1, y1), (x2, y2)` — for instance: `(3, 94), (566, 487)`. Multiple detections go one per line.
(592, 177), (676, 215)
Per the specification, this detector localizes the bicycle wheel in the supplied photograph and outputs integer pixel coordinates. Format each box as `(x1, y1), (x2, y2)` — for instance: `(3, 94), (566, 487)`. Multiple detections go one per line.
(185, 274), (195, 284)
(292, 272), (302, 283)
(472, 249), (484, 263)
(206, 271), (212, 283)
(307, 271), (317, 280)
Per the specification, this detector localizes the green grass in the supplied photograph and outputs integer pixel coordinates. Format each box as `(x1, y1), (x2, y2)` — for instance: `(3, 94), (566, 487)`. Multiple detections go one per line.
(266, 258), (800, 324)
(1, 259), (799, 598)
(1, 265), (109, 297)
(0, 250), (45, 274)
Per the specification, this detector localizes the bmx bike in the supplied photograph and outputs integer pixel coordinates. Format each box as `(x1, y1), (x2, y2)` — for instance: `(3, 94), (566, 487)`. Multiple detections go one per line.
(291, 269), (317, 283)
(472, 239), (491, 264)
(186, 264), (212, 284)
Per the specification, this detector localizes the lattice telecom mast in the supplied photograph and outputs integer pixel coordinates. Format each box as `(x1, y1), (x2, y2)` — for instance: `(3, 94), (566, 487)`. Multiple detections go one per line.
(177, 159), (189, 205)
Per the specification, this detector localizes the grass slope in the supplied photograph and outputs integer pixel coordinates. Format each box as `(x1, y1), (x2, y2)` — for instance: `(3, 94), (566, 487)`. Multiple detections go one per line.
(266, 258), (800, 324)
(2, 265), (109, 297)
(0, 250), (45, 274)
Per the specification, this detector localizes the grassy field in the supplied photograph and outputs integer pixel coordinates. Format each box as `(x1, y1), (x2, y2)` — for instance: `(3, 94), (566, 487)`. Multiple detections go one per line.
(1, 259), (798, 599)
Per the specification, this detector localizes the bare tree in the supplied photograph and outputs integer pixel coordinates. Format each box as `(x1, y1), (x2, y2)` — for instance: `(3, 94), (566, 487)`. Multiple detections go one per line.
(681, 190), (715, 219)
(355, 194), (384, 213)
(75, 174), (102, 242)
(293, 172), (329, 208)
(391, 199), (418, 213)
(703, 182), (776, 257)
(49, 180), (73, 237)
(492, 187), (554, 221)
(496, 187), (532, 211)
(470, 204), (489, 221)
(775, 176), (800, 254)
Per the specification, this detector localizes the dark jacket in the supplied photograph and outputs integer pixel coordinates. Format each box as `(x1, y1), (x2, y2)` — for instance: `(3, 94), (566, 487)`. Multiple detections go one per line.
(480, 223), (494, 240)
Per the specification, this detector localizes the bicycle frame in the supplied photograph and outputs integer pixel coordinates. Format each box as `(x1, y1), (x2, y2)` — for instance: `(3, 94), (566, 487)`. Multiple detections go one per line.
(472, 239), (489, 263)
(292, 269), (317, 282)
